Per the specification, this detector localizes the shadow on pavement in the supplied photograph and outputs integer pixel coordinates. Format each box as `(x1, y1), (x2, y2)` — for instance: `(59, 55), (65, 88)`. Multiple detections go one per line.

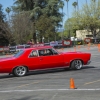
(0, 74), (14, 79)
(0, 66), (96, 79)
(26, 66), (96, 76)
(82, 66), (96, 69)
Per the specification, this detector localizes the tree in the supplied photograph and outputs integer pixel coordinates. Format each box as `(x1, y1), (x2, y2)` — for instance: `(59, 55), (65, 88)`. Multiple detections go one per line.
(92, 0), (96, 2)
(86, 0), (87, 4)
(36, 14), (56, 42)
(66, 0), (69, 18)
(76, 0), (79, 11)
(11, 12), (33, 44)
(13, 0), (64, 43)
(13, 0), (37, 43)
(72, 2), (77, 11)
(64, 17), (80, 37)
(0, 4), (13, 46)
(0, 4), (6, 22)
(65, 0), (71, 38)
(5, 7), (11, 23)
(72, 2), (78, 37)
(71, 0), (100, 41)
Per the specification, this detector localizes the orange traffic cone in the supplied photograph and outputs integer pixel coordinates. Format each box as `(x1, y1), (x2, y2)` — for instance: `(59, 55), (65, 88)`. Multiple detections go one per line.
(6, 53), (8, 56)
(70, 78), (76, 89)
(74, 47), (76, 52)
(68, 49), (71, 52)
(77, 45), (80, 49)
(61, 48), (64, 51)
(98, 44), (100, 52)
(87, 43), (90, 50)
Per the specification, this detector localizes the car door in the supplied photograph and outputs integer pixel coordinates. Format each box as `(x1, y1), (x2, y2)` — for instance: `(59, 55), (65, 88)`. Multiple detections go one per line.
(38, 48), (64, 69)
(26, 50), (41, 70)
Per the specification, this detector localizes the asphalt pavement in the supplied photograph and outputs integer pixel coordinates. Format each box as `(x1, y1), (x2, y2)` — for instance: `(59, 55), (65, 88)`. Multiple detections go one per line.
(0, 45), (100, 100)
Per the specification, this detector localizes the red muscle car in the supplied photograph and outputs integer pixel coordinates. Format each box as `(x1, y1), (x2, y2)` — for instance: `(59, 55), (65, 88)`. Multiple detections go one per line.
(0, 46), (91, 77)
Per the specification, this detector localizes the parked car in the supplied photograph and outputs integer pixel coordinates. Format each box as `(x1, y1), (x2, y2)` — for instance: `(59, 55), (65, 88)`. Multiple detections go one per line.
(0, 46), (91, 77)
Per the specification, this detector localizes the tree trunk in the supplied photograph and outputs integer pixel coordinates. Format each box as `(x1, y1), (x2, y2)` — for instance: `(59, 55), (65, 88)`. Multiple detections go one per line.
(92, 30), (97, 43)
(33, 22), (37, 44)
(33, 32), (36, 44)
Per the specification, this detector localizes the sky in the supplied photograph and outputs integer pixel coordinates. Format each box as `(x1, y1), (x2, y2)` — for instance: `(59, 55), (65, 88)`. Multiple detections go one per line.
(0, 0), (88, 27)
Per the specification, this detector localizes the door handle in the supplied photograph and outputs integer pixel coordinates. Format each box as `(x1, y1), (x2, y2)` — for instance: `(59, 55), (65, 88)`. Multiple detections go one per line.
(39, 58), (43, 60)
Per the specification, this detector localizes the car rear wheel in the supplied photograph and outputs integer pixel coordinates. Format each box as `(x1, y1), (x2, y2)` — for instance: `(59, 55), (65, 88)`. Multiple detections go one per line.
(13, 66), (27, 77)
(70, 60), (83, 70)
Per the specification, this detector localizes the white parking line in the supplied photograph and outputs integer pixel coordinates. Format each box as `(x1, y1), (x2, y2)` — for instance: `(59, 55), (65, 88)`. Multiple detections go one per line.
(0, 89), (100, 92)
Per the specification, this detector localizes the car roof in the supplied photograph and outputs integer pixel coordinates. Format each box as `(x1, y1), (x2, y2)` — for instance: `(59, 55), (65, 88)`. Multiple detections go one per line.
(23, 46), (53, 51)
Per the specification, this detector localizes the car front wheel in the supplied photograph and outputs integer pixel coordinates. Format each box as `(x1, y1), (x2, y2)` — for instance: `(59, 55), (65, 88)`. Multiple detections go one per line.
(13, 66), (27, 77)
(70, 60), (83, 70)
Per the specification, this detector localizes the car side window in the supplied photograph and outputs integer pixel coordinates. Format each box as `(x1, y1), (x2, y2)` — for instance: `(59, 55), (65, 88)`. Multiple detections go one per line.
(29, 50), (38, 57)
(46, 49), (53, 55)
(38, 49), (46, 56)
(51, 48), (58, 55)
(38, 49), (53, 56)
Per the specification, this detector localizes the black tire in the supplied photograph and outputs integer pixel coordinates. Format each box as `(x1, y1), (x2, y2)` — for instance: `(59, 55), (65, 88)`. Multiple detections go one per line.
(70, 60), (83, 70)
(13, 66), (27, 77)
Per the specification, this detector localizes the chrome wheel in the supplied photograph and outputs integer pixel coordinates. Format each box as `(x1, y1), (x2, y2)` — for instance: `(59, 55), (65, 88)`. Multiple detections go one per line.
(74, 60), (82, 69)
(71, 60), (83, 70)
(13, 66), (27, 77)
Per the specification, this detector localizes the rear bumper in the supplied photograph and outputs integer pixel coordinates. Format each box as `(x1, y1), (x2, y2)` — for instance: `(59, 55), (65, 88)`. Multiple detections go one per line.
(87, 60), (91, 65)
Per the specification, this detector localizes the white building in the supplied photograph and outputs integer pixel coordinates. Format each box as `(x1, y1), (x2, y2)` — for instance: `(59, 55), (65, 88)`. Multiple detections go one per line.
(76, 30), (93, 40)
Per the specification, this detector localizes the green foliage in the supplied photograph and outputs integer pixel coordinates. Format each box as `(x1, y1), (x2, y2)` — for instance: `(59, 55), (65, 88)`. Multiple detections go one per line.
(5, 7), (11, 14)
(72, 2), (77, 8)
(64, 17), (79, 37)
(0, 4), (5, 21)
(13, 0), (64, 43)
(0, 4), (14, 46)
(64, 0), (100, 39)
(11, 12), (33, 44)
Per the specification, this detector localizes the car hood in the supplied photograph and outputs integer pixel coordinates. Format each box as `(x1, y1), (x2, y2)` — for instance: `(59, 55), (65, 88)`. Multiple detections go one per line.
(0, 56), (16, 62)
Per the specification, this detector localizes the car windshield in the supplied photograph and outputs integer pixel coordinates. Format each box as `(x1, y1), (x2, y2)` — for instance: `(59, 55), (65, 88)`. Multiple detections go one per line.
(13, 50), (24, 57)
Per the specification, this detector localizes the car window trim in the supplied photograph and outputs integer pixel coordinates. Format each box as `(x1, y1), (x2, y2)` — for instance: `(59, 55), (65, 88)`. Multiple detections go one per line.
(38, 48), (59, 56)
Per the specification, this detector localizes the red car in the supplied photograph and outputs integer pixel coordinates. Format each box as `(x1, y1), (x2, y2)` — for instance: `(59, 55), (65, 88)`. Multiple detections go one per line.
(0, 46), (91, 77)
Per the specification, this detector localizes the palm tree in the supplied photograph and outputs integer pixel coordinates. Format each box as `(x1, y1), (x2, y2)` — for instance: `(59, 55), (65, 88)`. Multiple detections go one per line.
(66, 0), (70, 38)
(72, 2), (78, 18)
(92, 0), (96, 2)
(72, 2), (78, 42)
(66, 0), (69, 18)
(76, 0), (79, 11)
(61, 1), (64, 40)
(72, 2), (77, 12)
(5, 7), (11, 23)
(86, 0), (87, 4)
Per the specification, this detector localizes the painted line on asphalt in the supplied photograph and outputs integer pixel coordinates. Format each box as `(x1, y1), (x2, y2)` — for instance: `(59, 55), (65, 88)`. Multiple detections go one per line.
(0, 88), (100, 92)
(84, 80), (100, 85)
(0, 77), (19, 83)
(17, 81), (39, 88)
(8, 81), (40, 89)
